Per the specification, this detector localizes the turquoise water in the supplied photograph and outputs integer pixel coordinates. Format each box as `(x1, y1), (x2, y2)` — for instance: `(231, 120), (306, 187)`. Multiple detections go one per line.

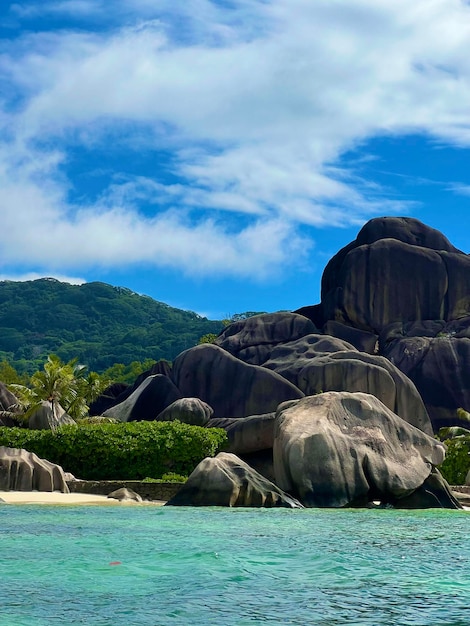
(1, 506), (469, 626)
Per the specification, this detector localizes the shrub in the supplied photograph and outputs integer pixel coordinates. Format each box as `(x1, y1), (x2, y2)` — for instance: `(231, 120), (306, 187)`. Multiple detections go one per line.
(143, 473), (187, 483)
(438, 436), (470, 485)
(0, 421), (227, 480)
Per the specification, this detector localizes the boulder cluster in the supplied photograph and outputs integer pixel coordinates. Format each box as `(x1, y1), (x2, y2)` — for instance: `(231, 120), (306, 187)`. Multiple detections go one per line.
(1, 217), (468, 508)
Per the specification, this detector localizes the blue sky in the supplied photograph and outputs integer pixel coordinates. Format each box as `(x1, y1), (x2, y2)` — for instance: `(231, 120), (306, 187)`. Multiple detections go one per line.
(1, 0), (470, 319)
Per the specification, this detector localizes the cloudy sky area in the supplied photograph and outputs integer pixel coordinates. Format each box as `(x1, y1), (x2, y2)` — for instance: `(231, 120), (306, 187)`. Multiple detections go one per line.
(1, 0), (470, 318)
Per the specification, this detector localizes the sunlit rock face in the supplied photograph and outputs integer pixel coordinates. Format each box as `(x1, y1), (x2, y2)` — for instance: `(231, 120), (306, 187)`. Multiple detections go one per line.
(166, 452), (303, 508)
(273, 391), (449, 508)
(0, 446), (69, 492)
(103, 374), (182, 422)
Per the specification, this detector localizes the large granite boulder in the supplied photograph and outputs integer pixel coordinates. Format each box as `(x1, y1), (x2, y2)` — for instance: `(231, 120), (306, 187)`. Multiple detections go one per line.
(320, 217), (470, 333)
(208, 414), (276, 455)
(107, 487), (143, 502)
(322, 321), (378, 354)
(0, 381), (19, 413)
(263, 338), (432, 434)
(172, 344), (304, 418)
(382, 330), (470, 430)
(103, 374), (182, 422)
(393, 468), (462, 509)
(90, 361), (173, 416)
(273, 391), (455, 508)
(156, 397), (213, 426)
(0, 382), (22, 426)
(166, 452), (303, 508)
(0, 446), (69, 492)
(214, 312), (317, 365)
(29, 401), (76, 430)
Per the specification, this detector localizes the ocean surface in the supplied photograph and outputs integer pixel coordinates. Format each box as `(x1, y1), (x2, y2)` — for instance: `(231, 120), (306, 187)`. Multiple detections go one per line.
(1, 505), (469, 626)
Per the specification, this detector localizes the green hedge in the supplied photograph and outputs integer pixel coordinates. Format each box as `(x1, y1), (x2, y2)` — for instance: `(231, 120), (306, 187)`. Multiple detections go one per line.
(438, 436), (470, 485)
(0, 421), (228, 480)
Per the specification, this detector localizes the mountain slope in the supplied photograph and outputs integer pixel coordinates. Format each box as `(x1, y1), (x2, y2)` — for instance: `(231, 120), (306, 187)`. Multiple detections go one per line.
(0, 278), (223, 373)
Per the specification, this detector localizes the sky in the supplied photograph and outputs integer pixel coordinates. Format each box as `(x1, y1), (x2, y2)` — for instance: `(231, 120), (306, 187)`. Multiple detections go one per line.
(1, 0), (470, 320)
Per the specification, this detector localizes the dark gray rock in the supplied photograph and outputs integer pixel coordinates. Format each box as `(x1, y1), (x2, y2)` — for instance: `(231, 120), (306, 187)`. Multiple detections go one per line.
(214, 312), (317, 365)
(273, 391), (448, 508)
(323, 321), (378, 354)
(0, 381), (19, 413)
(0, 382), (22, 426)
(172, 344), (304, 418)
(90, 361), (173, 416)
(29, 401), (76, 430)
(264, 341), (432, 434)
(393, 469), (462, 509)
(321, 218), (470, 333)
(321, 216), (460, 303)
(0, 446), (69, 492)
(383, 333), (470, 431)
(103, 374), (182, 422)
(208, 413), (276, 455)
(157, 397), (213, 426)
(88, 382), (129, 416)
(166, 452), (303, 508)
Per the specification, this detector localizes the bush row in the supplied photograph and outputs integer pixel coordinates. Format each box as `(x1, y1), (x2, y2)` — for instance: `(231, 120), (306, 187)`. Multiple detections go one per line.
(0, 421), (228, 480)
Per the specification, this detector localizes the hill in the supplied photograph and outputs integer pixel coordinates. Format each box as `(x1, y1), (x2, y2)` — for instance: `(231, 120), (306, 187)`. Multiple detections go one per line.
(0, 278), (223, 374)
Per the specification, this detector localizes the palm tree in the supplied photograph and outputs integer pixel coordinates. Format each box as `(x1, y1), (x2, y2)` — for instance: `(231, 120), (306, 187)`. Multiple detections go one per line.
(10, 355), (109, 425)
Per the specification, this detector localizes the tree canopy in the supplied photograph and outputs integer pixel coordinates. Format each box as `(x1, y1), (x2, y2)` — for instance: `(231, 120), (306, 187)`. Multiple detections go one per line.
(0, 279), (223, 374)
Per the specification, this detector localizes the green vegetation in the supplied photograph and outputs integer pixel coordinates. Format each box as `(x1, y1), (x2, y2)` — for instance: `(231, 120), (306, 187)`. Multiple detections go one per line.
(0, 421), (228, 480)
(438, 435), (470, 485)
(143, 473), (188, 483)
(100, 359), (164, 385)
(0, 278), (223, 374)
(10, 355), (110, 422)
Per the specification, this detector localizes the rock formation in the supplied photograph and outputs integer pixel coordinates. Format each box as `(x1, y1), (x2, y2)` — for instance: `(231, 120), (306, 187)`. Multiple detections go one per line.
(0, 382), (21, 426)
(3, 215), (461, 510)
(107, 487), (143, 502)
(171, 343), (304, 417)
(0, 446), (69, 492)
(103, 374), (181, 422)
(296, 216), (470, 430)
(214, 311), (317, 364)
(29, 401), (75, 430)
(166, 452), (303, 508)
(272, 391), (455, 508)
(156, 397), (213, 426)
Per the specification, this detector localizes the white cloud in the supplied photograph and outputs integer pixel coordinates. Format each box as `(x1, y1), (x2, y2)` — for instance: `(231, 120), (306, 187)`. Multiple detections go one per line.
(0, 273), (86, 285)
(1, 0), (470, 278)
(448, 183), (470, 197)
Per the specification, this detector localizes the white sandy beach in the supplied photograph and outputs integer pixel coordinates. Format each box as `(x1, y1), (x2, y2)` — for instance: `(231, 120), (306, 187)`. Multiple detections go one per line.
(0, 491), (166, 505)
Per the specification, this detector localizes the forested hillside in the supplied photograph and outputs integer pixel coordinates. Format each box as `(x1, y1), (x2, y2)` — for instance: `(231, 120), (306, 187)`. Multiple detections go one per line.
(0, 279), (223, 373)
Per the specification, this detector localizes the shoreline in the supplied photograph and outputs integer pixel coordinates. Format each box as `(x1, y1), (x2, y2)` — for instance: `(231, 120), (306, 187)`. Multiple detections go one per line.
(0, 490), (166, 506)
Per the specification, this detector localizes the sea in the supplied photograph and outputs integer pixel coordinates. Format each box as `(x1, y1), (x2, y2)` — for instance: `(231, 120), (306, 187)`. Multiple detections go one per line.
(1, 505), (469, 626)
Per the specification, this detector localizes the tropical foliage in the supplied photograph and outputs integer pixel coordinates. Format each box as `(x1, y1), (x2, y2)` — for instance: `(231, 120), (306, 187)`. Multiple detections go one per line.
(438, 435), (470, 485)
(0, 278), (223, 374)
(0, 421), (228, 480)
(10, 355), (110, 422)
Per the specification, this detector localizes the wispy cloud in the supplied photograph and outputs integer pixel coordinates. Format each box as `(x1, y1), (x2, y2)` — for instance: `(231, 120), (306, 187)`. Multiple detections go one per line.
(448, 183), (470, 197)
(2, 0), (470, 279)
